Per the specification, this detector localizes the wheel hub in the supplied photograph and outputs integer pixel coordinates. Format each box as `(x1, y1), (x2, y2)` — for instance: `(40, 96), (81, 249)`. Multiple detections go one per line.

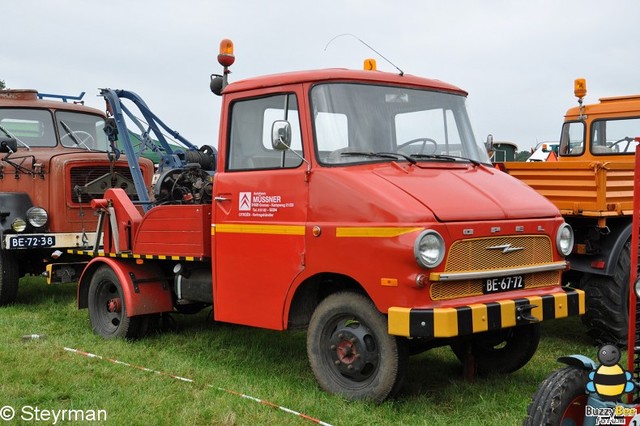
(107, 298), (122, 313)
(329, 322), (379, 381)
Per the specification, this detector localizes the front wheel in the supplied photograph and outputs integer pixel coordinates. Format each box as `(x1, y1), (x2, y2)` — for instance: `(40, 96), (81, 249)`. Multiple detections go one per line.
(306, 292), (407, 402)
(0, 250), (19, 306)
(88, 265), (147, 339)
(524, 366), (589, 426)
(451, 323), (540, 374)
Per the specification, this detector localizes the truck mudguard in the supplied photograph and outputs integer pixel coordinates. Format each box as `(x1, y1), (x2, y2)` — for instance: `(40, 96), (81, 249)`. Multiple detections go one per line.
(557, 354), (597, 370)
(77, 257), (173, 317)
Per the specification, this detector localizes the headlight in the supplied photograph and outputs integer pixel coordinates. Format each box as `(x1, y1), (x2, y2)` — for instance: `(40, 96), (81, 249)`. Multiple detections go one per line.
(26, 207), (48, 228)
(11, 218), (26, 233)
(635, 279), (640, 299)
(414, 230), (445, 268)
(556, 223), (574, 256)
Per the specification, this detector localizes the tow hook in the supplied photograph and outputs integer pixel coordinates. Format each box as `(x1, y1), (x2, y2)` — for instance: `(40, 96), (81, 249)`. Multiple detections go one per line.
(516, 303), (540, 323)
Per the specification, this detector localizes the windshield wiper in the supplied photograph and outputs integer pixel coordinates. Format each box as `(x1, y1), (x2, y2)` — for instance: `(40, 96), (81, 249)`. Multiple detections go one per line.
(410, 153), (482, 166)
(341, 151), (417, 165)
(0, 124), (31, 150)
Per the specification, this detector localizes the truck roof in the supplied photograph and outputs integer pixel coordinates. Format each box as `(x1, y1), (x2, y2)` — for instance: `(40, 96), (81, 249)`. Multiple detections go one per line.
(565, 94), (640, 119)
(0, 89), (105, 116)
(224, 68), (468, 96)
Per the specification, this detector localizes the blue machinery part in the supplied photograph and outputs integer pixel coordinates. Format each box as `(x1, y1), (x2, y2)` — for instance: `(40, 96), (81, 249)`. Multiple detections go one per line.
(38, 92), (86, 103)
(99, 89), (207, 211)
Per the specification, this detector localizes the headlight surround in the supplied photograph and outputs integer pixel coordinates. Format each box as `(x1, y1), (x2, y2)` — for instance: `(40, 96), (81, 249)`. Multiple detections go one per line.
(11, 218), (27, 233)
(556, 223), (574, 256)
(414, 230), (445, 268)
(26, 207), (48, 228)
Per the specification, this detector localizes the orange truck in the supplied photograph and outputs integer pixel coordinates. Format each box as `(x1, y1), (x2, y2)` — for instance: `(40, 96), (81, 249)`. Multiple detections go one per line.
(0, 90), (153, 305)
(70, 40), (584, 402)
(500, 79), (639, 345)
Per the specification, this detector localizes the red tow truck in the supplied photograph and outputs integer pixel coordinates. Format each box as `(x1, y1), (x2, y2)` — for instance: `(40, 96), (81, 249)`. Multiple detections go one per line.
(72, 40), (585, 401)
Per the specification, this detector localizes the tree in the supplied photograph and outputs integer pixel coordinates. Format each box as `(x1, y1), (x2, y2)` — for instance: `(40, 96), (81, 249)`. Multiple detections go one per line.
(515, 150), (531, 161)
(0, 80), (5, 90)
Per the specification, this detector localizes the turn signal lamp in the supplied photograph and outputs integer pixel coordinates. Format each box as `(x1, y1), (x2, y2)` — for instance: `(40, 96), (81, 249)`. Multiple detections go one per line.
(218, 39), (235, 67)
(363, 58), (377, 71)
(574, 78), (587, 99)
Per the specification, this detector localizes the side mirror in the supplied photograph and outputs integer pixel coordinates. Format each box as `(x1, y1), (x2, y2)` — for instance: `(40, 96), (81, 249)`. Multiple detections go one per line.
(271, 120), (291, 151)
(0, 136), (17, 153)
(210, 75), (224, 96)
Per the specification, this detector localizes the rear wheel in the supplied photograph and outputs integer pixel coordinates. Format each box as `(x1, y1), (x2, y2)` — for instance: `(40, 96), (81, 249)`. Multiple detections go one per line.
(88, 265), (147, 339)
(306, 292), (407, 402)
(451, 323), (540, 374)
(580, 241), (630, 346)
(0, 250), (19, 306)
(524, 366), (589, 426)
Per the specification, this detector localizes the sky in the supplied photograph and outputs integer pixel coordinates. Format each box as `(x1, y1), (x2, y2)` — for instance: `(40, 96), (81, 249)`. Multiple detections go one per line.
(3, 0), (639, 152)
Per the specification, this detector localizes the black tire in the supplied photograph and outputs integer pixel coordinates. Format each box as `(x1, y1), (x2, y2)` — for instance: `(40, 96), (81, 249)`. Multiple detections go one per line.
(581, 241), (630, 346)
(306, 292), (407, 402)
(0, 250), (19, 306)
(450, 323), (540, 375)
(88, 265), (146, 339)
(524, 366), (589, 426)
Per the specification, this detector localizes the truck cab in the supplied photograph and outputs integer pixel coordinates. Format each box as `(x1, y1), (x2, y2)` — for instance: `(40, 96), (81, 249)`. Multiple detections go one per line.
(0, 89), (154, 305)
(75, 44), (584, 402)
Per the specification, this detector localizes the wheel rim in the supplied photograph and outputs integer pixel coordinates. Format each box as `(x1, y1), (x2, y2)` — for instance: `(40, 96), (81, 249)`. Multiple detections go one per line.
(560, 394), (587, 426)
(323, 316), (380, 387)
(92, 279), (124, 335)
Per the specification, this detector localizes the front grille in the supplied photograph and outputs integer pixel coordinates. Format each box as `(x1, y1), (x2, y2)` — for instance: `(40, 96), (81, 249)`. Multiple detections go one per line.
(70, 166), (140, 204)
(445, 235), (553, 272)
(430, 235), (557, 301)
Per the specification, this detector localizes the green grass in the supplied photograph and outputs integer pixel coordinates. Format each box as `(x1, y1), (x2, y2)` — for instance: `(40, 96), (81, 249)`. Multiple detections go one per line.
(0, 277), (597, 425)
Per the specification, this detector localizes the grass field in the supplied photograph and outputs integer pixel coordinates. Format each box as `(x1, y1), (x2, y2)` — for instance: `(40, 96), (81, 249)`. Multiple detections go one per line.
(0, 277), (597, 425)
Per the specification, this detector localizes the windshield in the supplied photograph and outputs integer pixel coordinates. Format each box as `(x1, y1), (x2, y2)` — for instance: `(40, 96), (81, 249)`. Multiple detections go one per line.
(0, 108), (107, 150)
(0, 108), (57, 147)
(311, 83), (490, 165)
(56, 111), (108, 150)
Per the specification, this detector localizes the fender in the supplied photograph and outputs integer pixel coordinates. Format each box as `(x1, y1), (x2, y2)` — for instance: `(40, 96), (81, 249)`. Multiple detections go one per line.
(557, 354), (597, 370)
(568, 220), (632, 277)
(77, 257), (173, 317)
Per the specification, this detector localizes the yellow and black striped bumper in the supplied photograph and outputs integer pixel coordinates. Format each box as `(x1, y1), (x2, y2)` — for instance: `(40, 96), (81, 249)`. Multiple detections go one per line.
(387, 288), (585, 338)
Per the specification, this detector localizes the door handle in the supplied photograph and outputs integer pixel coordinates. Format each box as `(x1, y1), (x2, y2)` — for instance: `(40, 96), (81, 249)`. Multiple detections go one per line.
(214, 196), (231, 202)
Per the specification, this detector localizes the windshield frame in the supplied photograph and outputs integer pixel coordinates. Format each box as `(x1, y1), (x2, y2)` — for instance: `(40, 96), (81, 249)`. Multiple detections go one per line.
(309, 82), (490, 167)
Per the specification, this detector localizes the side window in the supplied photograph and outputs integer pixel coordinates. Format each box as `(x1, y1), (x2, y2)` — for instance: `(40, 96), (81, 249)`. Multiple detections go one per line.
(591, 118), (640, 155)
(228, 94), (303, 171)
(559, 121), (584, 156)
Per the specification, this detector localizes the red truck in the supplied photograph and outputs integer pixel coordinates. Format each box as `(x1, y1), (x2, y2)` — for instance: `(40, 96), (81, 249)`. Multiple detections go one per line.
(71, 40), (585, 402)
(0, 90), (153, 305)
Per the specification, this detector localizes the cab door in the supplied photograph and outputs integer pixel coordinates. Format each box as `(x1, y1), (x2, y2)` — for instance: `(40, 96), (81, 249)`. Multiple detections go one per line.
(213, 91), (308, 329)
